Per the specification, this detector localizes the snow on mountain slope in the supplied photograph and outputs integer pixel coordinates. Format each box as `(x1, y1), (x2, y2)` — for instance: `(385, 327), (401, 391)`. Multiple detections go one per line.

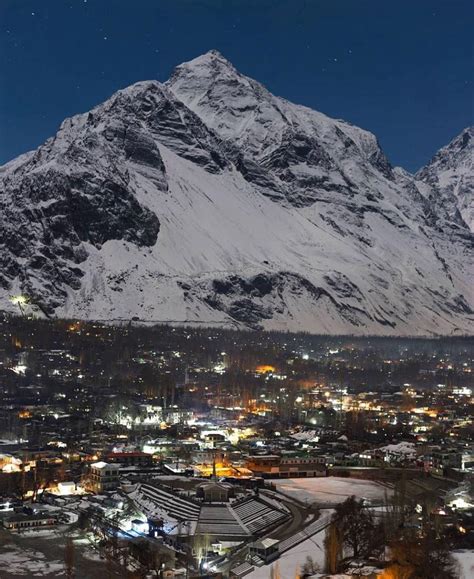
(416, 126), (474, 232)
(0, 51), (472, 335)
(167, 50), (395, 207)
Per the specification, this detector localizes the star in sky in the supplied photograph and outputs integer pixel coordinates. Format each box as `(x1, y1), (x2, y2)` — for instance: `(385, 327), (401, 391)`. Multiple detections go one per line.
(0, 0), (471, 172)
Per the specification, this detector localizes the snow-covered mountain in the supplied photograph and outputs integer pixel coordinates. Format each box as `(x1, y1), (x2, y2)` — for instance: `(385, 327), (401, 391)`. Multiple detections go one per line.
(416, 126), (473, 232)
(0, 50), (472, 335)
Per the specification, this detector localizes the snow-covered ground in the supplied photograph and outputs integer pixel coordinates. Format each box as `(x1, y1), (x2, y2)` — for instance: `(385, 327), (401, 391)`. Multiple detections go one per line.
(453, 550), (474, 579)
(246, 533), (472, 579)
(0, 544), (63, 577)
(273, 477), (392, 505)
(0, 530), (124, 578)
(247, 525), (326, 578)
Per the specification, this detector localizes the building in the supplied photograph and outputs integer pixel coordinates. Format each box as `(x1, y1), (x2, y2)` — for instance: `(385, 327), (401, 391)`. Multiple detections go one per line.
(249, 538), (279, 564)
(461, 453), (474, 471)
(86, 461), (120, 493)
(2, 513), (57, 531)
(163, 408), (193, 424)
(246, 455), (326, 478)
(129, 482), (289, 542)
(196, 482), (234, 503)
(106, 452), (153, 467)
(57, 481), (77, 496)
(430, 450), (462, 473)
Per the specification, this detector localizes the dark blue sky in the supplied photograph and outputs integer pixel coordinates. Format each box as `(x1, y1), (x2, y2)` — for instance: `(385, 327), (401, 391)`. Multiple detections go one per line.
(1, 0), (472, 171)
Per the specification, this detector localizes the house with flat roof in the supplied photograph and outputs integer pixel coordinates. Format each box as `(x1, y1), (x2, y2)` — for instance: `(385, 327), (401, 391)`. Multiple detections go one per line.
(86, 461), (120, 493)
(2, 512), (57, 531)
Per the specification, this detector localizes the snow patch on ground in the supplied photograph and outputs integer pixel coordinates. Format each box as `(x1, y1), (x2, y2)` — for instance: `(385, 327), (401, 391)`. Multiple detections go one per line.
(0, 544), (63, 577)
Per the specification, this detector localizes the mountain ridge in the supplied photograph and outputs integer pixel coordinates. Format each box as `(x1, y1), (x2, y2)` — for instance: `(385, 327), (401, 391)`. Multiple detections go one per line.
(416, 126), (473, 232)
(0, 51), (472, 335)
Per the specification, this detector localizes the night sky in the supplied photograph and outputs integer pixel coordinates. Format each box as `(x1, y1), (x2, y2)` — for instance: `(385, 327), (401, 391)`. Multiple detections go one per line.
(1, 0), (472, 171)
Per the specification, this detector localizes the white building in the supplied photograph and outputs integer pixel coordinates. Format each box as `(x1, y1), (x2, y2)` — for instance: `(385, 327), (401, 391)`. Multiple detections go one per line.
(86, 461), (120, 493)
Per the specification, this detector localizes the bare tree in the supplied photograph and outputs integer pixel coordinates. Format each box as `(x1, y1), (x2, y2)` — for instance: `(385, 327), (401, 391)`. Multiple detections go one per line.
(64, 537), (75, 579)
(335, 495), (378, 560)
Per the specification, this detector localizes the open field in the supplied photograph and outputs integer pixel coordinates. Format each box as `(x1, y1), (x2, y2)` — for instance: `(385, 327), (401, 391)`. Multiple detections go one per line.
(273, 476), (392, 505)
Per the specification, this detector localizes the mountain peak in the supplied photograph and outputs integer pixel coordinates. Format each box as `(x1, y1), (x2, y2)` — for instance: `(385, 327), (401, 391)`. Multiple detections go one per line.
(0, 53), (472, 334)
(450, 125), (473, 151)
(168, 50), (393, 181)
(428, 126), (473, 163)
(417, 125), (474, 231)
(166, 49), (261, 142)
(418, 125), (473, 176)
(201, 48), (229, 61)
(172, 49), (237, 76)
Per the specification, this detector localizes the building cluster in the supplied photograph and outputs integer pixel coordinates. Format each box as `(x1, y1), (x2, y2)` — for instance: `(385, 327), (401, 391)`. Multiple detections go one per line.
(0, 317), (472, 576)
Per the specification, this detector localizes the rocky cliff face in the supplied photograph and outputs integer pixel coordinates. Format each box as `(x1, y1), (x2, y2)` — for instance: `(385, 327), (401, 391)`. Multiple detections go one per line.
(0, 51), (472, 335)
(416, 126), (473, 232)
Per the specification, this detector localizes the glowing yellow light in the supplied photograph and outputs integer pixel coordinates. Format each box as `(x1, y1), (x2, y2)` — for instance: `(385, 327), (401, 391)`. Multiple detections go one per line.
(255, 365), (276, 374)
(10, 295), (29, 305)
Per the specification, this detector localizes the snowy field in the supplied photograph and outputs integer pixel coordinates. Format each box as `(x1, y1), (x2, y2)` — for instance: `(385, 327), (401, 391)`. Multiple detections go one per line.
(273, 476), (392, 505)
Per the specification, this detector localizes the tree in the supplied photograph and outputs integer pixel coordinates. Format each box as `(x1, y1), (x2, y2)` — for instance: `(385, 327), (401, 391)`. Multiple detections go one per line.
(335, 495), (380, 560)
(64, 537), (75, 579)
(387, 529), (460, 579)
(324, 519), (343, 573)
(269, 561), (281, 579)
(382, 485), (406, 546)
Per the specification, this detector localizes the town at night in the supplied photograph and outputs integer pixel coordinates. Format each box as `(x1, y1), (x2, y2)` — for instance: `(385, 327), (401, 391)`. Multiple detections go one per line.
(1, 0), (473, 576)
(0, 316), (472, 577)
